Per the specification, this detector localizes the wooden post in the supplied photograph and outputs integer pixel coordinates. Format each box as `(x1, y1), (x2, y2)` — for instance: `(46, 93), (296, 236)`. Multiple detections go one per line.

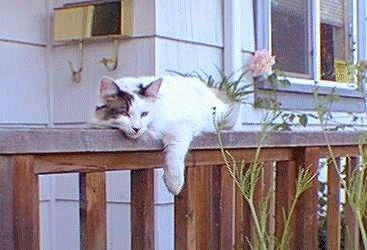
(327, 158), (341, 250)
(131, 169), (154, 250)
(234, 163), (256, 250)
(0, 155), (39, 250)
(234, 183), (250, 250)
(175, 166), (211, 250)
(294, 147), (320, 250)
(275, 160), (297, 249)
(345, 157), (359, 250)
(79, 172), (107, 250)
(210, 165), (235, 250)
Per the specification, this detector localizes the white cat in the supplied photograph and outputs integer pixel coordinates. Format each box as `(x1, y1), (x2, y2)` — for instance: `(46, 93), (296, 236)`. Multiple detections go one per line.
(94, 76), (237, 195)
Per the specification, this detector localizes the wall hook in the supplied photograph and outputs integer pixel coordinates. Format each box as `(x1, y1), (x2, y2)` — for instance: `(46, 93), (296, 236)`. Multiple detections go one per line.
(68, 40), (84, 83)
(100, 39), (119, 71)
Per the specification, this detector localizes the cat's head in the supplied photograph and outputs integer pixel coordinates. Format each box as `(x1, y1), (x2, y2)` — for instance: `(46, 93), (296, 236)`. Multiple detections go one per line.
(95, 77), (162, 139)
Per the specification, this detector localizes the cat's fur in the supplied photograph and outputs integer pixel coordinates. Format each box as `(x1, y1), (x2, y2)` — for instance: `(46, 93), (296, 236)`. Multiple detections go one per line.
(94, 76), (235, 195)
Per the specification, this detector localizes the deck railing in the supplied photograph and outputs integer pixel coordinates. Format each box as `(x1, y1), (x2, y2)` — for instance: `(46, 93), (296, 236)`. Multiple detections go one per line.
(0, 129), (364, 249)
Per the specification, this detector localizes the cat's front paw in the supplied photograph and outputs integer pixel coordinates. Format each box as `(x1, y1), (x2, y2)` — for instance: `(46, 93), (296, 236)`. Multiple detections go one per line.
(163, 171), (184, 195)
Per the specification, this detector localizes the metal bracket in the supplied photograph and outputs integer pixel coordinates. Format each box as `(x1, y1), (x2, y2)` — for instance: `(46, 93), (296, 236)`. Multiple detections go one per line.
(68, 40), (84, 83)
(100, 39), (119, 72)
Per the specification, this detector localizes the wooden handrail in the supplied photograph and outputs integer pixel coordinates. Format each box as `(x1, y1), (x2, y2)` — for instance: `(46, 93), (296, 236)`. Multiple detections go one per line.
(0, 129), (364, 249)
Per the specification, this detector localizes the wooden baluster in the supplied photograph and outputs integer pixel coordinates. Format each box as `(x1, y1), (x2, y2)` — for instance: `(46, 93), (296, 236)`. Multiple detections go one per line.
(131, 169), (154, 250)
(232, 162), (251, 250)
(209, 166), (220, 250)
(294, 147), (320, 250)
(263, 162), (275, 247)
(0, 156), (39, 250)
(275, 160), (297, 249)
(327, 158), (341, 250)
(175, 165), (211, 250)
(345, 157), (359, 250)
(210, 165), (236, 250)
(79, 172), (107, 250)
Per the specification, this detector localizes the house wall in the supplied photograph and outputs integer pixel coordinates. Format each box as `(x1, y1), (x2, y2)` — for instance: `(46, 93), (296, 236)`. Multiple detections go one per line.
(1, 0), (367, 249)
(41, 0), (225, 249)
(0, 1), (49, 126)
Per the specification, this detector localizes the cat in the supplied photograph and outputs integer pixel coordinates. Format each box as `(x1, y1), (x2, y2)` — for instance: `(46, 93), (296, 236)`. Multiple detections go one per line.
(93, 75), (238, 195)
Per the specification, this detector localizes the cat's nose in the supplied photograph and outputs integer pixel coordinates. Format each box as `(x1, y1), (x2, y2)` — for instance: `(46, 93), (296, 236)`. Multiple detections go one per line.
(132, 127), (140, 133)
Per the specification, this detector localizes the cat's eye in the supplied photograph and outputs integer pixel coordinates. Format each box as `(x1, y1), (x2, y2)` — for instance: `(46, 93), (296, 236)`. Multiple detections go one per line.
(141, 111), (149, 118)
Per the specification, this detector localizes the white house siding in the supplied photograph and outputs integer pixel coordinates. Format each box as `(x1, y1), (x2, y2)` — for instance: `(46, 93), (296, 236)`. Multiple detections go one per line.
(0, 4), (52, 247)
(0, 1), (49, 125)
(52, 38), (156, 124)
(45, 0), (157, 248)
(155, 0), (223, 47)
(1, 1), (366, 250)
(155, 37), (223, 76)
(154, 1), (224, 249)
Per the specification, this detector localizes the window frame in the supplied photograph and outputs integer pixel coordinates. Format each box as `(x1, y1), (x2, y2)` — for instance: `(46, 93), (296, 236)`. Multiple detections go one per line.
(254, 0), (366, 112)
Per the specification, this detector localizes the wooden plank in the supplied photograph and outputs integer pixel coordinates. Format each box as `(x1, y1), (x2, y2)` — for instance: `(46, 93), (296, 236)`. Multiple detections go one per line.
(218, 165), (235, 249)
(209, 167), (220, 250)
(0, 155), (39, 250)
(79, 172), (107, 250)
(0, 129), (364, 154)
(263, 162), (275, 246)
(234, 180), (250, 250)
(210, 165), (238, 249)
(294, 147), (320, 250)
(34, 152), (165, 174)
(32, 147), (359, 176)
(131, 169), (155, 250)
(194, 166), (211, 249)
(275, 160), (297, 249)
(319, 146), (360, 158)
(327, 158), (341, 250)
(33, 148), (292, 175)
(344, 157), (359, 250)
(190, 148), (293, 166)
(174, 166), (211, 250)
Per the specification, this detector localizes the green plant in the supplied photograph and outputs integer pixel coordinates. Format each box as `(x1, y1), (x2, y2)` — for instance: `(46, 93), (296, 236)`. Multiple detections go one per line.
(214, 107), (315, 250)
(311, 63), (367, 249)
(167, 68), (254, 103)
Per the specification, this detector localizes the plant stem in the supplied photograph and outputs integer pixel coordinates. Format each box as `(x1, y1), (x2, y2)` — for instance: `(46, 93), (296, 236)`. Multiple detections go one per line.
(248, 199), (268, 250)
(356, 212), (367, 248)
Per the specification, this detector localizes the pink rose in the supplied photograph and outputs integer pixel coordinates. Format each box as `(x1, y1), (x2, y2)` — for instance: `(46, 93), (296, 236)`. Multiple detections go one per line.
(249, 50), (275, 77)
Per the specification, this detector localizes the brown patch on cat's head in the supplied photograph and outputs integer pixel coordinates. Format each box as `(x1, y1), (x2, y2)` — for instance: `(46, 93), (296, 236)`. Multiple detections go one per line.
(138, 78), (163, 99)
(96, 77), (135, 120)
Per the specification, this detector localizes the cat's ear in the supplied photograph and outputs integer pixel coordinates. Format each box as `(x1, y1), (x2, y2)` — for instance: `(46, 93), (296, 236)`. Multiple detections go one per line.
(140, 78), (163, 99)
(99, 77), (120, 97)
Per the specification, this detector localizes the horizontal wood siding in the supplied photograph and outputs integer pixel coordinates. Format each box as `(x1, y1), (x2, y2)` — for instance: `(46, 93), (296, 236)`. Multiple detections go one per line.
(155, 37), (223, 76)
(0, 1), (47, 44)
(52, 38), (155, 124)
(0, 1), (48, 126)
(156, 0), (223, 47)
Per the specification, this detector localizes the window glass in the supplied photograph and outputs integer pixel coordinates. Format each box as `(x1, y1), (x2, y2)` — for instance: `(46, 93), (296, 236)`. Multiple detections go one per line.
(320, 0), (354, 82)
(271, 0), (311, 77)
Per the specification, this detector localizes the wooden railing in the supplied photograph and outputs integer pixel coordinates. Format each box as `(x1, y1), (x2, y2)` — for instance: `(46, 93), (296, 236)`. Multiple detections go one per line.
(0, 129), (364, 250)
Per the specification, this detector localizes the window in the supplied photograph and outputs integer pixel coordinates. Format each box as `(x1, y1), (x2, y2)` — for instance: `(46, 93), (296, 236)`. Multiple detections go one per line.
(256, 0), (358, 85)
(271, 0), (311, 78)
(319, 0), (355, 83)
(254, 0), (364, 112)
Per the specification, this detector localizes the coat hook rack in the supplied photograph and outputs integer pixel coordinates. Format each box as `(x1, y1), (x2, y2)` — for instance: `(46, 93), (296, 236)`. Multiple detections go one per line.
(68, 40), (84, 83)
(100, 39), (119, 71)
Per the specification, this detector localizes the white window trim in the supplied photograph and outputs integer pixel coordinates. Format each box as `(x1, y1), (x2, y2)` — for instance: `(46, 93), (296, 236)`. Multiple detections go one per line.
(357, 0), (366, 61)
(255, 0), (362, 89)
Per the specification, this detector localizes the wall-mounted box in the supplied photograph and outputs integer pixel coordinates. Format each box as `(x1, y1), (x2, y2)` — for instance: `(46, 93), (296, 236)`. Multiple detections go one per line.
(53, 1), (133, 42)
